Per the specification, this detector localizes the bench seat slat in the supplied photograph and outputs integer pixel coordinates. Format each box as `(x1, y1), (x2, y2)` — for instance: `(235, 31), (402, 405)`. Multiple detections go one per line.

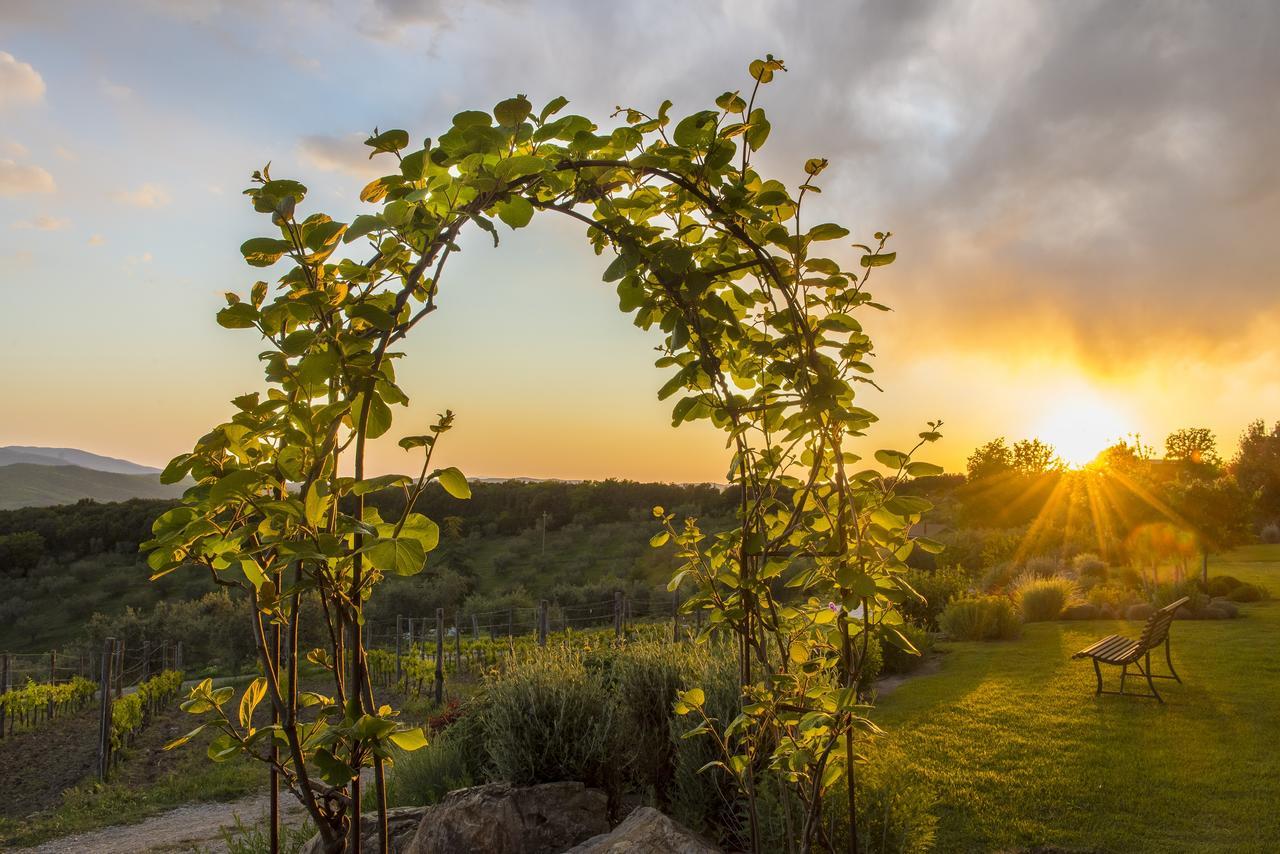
(1073, 634), (1139, 662)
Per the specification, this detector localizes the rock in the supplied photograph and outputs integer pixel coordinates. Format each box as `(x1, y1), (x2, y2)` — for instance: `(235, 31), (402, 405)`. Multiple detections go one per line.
(1210, 598), (1240, 618)
(1060, 603), (1100, 620)
(300, 806), (429, 854)
(1125, 603), (1154, 621)
(1200, 605), (1230, 620)
(407, 782), (609, 854)
(563, 806), (721, 854)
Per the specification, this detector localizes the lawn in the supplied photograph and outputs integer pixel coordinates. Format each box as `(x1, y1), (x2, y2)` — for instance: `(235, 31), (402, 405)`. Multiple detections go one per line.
(873, 544), (1280, 853)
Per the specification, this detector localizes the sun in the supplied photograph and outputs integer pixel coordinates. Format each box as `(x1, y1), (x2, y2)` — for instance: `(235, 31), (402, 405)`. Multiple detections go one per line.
(1030, 388), (1130, 468)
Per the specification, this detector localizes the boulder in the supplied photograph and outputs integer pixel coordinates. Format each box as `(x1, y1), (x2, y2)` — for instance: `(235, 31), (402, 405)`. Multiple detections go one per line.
(1200, 605), (1230, 620)
(1125, 603), (1154, 622)
(406, 781), (609, 854)
(1059, 603), (1100, 620)
(563, 806), (721, 854)
(300, 806), (429, 854)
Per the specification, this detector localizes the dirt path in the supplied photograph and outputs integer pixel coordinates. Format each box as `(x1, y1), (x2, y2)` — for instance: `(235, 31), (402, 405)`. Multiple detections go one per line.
(13, 789), (309, 854)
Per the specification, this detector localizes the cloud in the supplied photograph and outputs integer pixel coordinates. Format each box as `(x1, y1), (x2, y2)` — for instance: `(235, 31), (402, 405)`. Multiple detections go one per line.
(0, 51), (44, 108)
(112, 183), (171, 207)
(100, 78), (133, 100)
(297, 133), (387, 179)
(3, 140), (28, 157)
(88, 233), (106, 246)
(0, 158), (54, 195)
(11, 214), (69, 230)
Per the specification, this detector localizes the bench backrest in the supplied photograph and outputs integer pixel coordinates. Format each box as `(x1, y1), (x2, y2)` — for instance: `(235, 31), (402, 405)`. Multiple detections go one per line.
(1138, 596), (1190, 649)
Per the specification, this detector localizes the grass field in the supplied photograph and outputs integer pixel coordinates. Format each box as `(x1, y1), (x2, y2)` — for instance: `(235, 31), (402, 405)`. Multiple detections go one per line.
(873, 545), (1280, 853)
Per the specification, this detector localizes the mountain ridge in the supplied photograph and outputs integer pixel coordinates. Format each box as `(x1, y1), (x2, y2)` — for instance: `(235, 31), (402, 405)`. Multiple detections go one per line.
(0, 445), (160, 475)
(0, 462), (184, 511)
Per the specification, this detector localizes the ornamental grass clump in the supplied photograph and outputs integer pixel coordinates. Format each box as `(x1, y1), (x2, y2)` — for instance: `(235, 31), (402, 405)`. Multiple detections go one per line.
(938, 596), (1021, 641)
(1011, 573), (1078, 622)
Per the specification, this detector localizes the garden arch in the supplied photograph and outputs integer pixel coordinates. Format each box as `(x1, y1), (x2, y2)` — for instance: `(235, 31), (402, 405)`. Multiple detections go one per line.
(147, 56), (941, 854)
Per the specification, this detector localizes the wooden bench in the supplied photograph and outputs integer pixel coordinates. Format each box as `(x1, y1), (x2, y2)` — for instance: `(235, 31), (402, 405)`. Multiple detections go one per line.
(1071, 597), (1189, 703)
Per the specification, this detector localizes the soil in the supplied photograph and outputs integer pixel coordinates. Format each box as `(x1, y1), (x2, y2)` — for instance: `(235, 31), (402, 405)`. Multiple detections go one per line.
(0, 706), (100, 818)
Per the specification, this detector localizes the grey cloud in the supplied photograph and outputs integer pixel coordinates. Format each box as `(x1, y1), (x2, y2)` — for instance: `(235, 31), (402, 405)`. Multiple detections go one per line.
(439, 0), (1280, 365)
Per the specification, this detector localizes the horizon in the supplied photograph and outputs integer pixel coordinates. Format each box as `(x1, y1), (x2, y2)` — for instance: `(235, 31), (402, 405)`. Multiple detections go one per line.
(2, 2), (1278, 481)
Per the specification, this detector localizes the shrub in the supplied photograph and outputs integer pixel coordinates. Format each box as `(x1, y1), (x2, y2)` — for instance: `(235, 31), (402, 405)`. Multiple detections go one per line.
(1261, 523), (1280, 544)
(1060, 603), (1100, 620)
(980, 561), (1018, 592)
(383, 727), (480, 808)
(900, 565), (970, 630)
(1023, 556), (1063, 578)
(1116, 567), (1145, 589)
(1087, 582), (1142, 616)
(938, 596), (1021, 641)
(1010, 573), (1077, 622)
(1206, 575), (1244, 597)
(671, 649), (744, 845)
(1153, 582), (1205, 613)
(1071, 553), (1108, 587)
(482, 647), (624, 803)
(1210, 598), (1240, 618)
(825, 746), (939, 854)
(1226, 583), (1269, 602)
(593, 642), (685, 807)
(1126, 603), (1155, 621)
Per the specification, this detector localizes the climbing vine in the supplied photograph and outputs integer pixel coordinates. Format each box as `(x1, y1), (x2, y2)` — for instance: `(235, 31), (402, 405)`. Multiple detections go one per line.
(145, 54), (940, 854)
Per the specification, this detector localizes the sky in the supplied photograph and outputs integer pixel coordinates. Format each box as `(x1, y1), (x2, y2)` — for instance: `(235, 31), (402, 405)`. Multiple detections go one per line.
(1, 0), (1278, 482)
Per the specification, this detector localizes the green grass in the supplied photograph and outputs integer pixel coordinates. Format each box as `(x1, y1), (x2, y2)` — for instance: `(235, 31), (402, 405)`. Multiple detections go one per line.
(873, 544), (1280, 853)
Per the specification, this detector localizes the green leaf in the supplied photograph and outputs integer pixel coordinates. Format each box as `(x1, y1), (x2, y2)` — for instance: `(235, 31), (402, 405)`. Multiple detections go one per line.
(808, 223), (849, 241)
(358, 394), (393, 439)
(452, 110), (493, 128)
(399, 513), (441, 552)
(434, 467), (471, 499)
(496, 196), (534, 229)
(366, 536), (426, 576)
(905, 461), (943, 477)
(388, 727), (429, 751)
(745, 108), (770, 151)
(240, 237), (290, 267)
(349, 303), (396, 332)
(860, 252), (897, 268)
(538, 96), (569, 122)
(238, 677), (267, 729)
(164, 724), (205, 751)
(207, 733), (240, 762)
(365, 129), (409, 155)
(494, 95), (532, 127)
(874, 449), (909, 469)
(240, 559), (266, 590)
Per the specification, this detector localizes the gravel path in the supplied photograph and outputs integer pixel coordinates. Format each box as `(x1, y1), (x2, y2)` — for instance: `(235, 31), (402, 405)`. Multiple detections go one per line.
(14, 790), (309, 854)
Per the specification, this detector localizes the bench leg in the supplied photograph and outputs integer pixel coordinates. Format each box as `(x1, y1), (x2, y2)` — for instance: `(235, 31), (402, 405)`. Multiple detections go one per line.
(1092, 658), (1103, 695)
(1144, 652), (1164, 703)
(1165, 639), (1181, 683)
(1120, 663), (1127, 694)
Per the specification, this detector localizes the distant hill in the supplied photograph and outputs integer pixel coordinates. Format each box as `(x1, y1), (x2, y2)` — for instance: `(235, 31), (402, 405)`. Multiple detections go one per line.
(0, 463), (184, 510)
(0, 445), (160, 475)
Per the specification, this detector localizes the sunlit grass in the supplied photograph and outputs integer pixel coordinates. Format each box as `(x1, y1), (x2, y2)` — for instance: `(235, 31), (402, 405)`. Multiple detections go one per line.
(872, 545), (1279, 852)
